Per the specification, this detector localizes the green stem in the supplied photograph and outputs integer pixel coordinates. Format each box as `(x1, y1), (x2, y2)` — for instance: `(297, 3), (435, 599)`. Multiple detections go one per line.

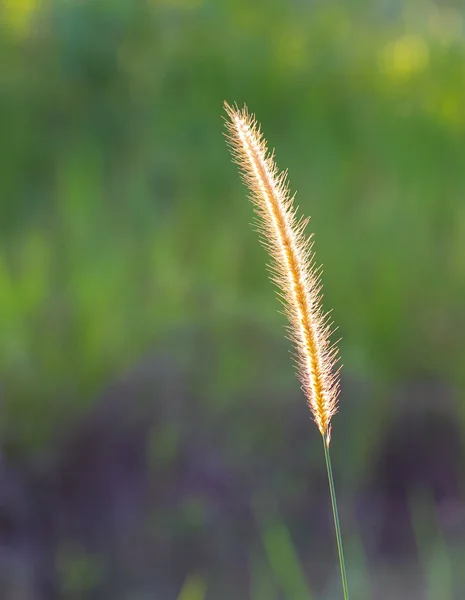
(323, 433), (350, 600)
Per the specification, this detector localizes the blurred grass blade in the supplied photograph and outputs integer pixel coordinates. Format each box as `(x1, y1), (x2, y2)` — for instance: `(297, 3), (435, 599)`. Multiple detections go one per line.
(250, 551), (279, 600)
(259, 514), (313, 600)
(177, 574), (207, 600)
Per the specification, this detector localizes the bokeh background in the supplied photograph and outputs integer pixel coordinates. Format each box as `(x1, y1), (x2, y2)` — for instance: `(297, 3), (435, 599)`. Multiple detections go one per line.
(1, 0), (465, 598)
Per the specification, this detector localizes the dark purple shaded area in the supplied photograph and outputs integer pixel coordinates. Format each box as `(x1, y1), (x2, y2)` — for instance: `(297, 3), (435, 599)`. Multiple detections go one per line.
(0, 347), (463, 599)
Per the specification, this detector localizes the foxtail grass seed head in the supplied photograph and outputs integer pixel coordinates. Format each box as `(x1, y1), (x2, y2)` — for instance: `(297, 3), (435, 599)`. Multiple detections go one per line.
(224, 102), (340, 444)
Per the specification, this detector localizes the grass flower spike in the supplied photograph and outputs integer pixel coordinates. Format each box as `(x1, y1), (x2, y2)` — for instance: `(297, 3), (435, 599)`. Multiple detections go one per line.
(224, 102), (339, 444)
(224, 102), (349, 600)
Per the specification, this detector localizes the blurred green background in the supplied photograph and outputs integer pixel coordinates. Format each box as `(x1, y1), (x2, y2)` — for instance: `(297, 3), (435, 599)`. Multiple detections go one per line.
(1, 0), (465, 598)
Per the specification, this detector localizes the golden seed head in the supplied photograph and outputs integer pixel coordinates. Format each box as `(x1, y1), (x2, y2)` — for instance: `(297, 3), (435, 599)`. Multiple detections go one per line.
(224, 101), (340, 442)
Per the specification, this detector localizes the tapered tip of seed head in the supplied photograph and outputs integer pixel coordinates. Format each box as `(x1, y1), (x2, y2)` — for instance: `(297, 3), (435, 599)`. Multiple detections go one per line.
(223, 100), (240, 125)
(224, 100), (244, 117)
(223, 99), (234, 113)
(224, 101), (256, 138)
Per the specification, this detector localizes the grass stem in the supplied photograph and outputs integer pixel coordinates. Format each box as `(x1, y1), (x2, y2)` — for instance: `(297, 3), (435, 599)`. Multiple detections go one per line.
(323, 434), (350, 600)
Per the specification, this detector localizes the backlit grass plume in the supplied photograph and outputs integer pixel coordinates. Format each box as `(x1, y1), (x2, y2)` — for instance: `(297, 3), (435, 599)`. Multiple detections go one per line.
(224, 102), (339, 444)
(224, 102), (349, 600)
